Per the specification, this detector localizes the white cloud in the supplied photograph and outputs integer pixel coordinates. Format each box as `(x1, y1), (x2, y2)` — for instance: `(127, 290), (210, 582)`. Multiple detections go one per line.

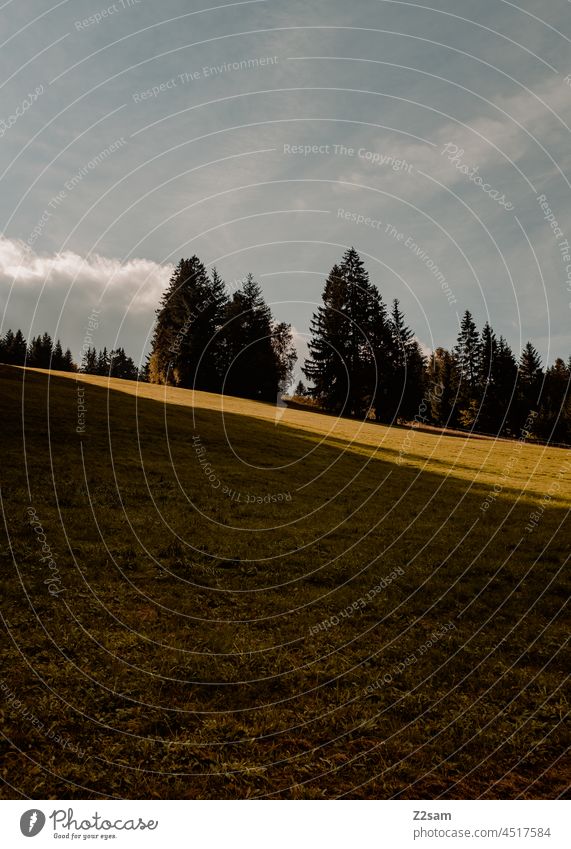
(0, 236), (171, 313)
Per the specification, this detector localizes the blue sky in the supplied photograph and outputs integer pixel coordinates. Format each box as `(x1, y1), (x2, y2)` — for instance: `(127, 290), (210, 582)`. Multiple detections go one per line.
(1, 0), (571, 374)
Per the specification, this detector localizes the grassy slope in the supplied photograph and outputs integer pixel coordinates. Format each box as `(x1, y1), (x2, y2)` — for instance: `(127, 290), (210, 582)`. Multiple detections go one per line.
(0, 364), (569, 799)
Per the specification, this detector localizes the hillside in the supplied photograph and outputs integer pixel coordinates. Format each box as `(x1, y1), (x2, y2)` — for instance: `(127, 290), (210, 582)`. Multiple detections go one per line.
(0, 364), (569, 799)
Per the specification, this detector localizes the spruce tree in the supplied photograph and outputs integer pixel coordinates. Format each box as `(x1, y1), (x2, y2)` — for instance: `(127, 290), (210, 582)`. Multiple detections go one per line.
(304, 249), (378, 416)
(517, 342), (543, 429)
(303, 264), (349, 412)
(536, 358), (571, 443)
(28, 334), (52, 369)
(13, 330), (27, 364)
(427, 347), (456, 426)
(222, 274), (293, 401)
(149, 258), (227, 390)
(96, 347), (109, 376)
(453, 310), (480, 426)
(52, 340), (65, 370)
(62, 348), (76, 372)
(81, 346), (98, 374)
(0, 329), (26, 365)
(382, 300), (425, 422)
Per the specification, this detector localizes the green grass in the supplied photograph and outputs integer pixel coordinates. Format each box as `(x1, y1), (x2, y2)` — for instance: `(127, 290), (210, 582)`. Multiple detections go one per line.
(0, 364), (569, 799)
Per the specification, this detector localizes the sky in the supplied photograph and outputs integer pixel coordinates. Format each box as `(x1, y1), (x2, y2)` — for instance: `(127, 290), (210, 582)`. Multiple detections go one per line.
(1, 0), (571, 376)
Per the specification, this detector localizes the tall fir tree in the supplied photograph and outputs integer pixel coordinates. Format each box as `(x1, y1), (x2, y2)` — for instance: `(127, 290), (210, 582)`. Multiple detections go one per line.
(303, 263), (349, 412)
(304, 249), (378, 416)
(222, 274), (295, 401)
(453, 310), (480, 426)
(427, 347), (457, 426)
(535, 357), (571, 443)
(96, 347), (109, 376)
(81, 346), (98, 374)
(381, 299), (425, 422)
(516, 342), (543, 432)
(0, 329), (27, 364)
(149, 258), (228, 390)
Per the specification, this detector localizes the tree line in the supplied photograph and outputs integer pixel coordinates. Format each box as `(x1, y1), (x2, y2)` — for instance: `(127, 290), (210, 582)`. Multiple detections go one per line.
(1, 247), (569, 444)
(0, 328), (141, 381)
(0, 329), (76, 371)
(147, 256), (296, 401)
(302, 247), (571, 444)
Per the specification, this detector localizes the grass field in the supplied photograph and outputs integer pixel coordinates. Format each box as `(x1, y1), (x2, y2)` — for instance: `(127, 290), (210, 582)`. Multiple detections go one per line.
(0, 363), (569, 799)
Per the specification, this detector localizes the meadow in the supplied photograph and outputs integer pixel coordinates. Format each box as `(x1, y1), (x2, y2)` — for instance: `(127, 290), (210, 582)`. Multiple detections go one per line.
(0, 364), (569, 799)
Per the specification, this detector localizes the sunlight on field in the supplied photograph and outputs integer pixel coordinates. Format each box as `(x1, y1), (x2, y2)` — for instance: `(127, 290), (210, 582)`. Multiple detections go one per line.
(37, 367), (571, 505)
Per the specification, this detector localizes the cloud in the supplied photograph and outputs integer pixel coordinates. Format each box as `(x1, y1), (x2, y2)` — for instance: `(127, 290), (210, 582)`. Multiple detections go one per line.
(0, 235), (171, 313)
(0, 236), (172, 362)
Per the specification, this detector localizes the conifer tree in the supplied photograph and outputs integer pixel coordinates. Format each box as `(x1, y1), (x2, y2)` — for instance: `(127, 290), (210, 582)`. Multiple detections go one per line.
(453, 310), (480, 426)
(382, 300), (426, 422)
(222, 274), (295, 401)
(96, 347), (109, 376)
(81, 346), (98, 374)
(52, 340), (65, 370)
(304, 249), (378, 416)
(149, 259), (227, 390)
(303, 263), (349, 412)
(517, 342), (543, 429)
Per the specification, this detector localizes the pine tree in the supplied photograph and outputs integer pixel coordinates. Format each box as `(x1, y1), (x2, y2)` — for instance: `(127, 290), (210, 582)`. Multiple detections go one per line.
(0, 329), (27, 365)
(149, 258), (227, 390)
(28, 334), (53, 369)
(369, 288), (393, 422)
(13, 330), (27, 364)
(272, 320), (297, 397)
(109, 347), (138, 380)
(453, 310), (480, 426)
(382, 300), (425, 422)
(222, 274), (293, 401)
(62, 348), (76, 372)
(536, 358), (571, 443)
(476, 327), (518, 434)
(0, 330), (14, 363)
(476, 322), (498, 431)
(295, 380), (307, 396)
(81, 346), (98, 374)
(518, 342), (542, 405)
(515, 342), (543, 435)
(52, 340), (65, 370)
(304, 249), (378, 416)
(96, 347), (109, 376)
(427, 347), (456, 426)
(303, 263), (349, 412)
